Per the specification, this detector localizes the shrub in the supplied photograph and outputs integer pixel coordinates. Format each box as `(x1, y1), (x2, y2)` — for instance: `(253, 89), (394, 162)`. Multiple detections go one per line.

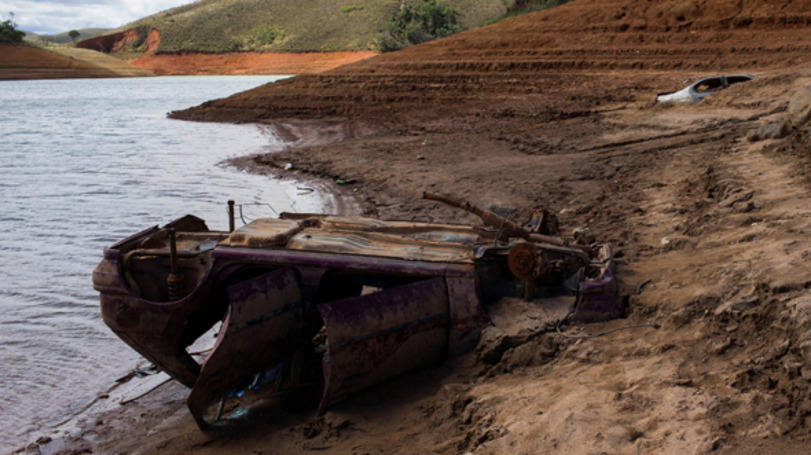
(376, 0), (461, 52)
(484, 0), (571, 26)
(0, 16), (25, 44)
(341, 5), (365, 13)
(251, 25), (283, 46)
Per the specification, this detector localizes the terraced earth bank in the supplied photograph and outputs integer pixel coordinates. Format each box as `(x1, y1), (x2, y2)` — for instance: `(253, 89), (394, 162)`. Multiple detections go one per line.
(34, 1), (811, 454)
(128, 50), (378, 75)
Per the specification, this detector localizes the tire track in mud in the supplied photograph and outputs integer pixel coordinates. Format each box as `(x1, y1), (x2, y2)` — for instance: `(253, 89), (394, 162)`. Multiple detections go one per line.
(602, 112), (811, 450)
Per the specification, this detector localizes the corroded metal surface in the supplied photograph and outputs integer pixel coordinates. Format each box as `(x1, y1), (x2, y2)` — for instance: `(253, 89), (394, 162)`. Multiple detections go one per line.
(572, 244), (621, 322)
(317, 278), (449, 411)
(286, 228), (474, 263)
(447, 276), (490, 355)
(219, 218), (301, 248)
(93, 205), (619, 430)
(187, 268), (303, 427)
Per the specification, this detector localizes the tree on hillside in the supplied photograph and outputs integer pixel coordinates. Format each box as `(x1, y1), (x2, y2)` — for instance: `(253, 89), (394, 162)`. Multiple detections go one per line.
(1, 12), (25, 44)
(376, 0), (461, 52)
(68, 30), (80, 42)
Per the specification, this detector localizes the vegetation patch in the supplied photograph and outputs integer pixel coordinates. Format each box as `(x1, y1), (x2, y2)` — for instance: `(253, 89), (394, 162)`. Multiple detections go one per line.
(1, 14), (26, 44)
(484, 0), (572, 26)
(376, 0), (461, 51)
(90, 0), (573, 54)
(248, 25), (284, 47)
(341, 5), (365, 13)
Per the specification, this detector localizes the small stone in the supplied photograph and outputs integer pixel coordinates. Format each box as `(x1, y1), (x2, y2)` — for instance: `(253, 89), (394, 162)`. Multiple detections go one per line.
(746, 120), (789, 142)
(766, 339), (790, 362)
(733, 200), (756, 213)
(783, 360), (802, 377)
(35, 436), (51, 445)
(715, 295), (759, 314)
(711, 337), (733, 355)
(791, 301), (811, 326)
(476, 326), (510, 364)
(800, 339), (811, 365)
(788, 85), (811, 127)
(659, 235), (692, 251)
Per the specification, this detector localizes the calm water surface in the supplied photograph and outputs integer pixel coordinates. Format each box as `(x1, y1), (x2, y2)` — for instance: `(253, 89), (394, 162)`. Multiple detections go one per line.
(0, 76), (326, 450)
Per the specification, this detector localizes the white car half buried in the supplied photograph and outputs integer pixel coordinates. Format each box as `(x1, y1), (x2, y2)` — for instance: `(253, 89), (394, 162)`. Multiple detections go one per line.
(657, 74), (754, 103)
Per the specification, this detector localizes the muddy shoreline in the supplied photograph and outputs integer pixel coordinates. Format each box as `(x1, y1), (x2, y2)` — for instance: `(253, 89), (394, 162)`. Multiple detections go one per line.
(24, 73), (811, 454)
(225, 152), (365, 217)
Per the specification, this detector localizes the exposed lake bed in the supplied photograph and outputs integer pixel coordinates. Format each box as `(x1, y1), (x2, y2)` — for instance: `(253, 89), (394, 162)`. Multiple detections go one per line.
(5, 1), (811, 453)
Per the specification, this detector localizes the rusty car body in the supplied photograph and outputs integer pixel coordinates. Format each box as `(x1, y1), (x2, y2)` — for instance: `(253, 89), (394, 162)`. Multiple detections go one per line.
(93, 194), (620, 428)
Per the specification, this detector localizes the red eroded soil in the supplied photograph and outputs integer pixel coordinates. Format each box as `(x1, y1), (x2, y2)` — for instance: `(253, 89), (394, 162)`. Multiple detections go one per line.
(171, 0), (811, 123)
(78, 26), (374, 75)
(77, 27), (159, 54)
(129, 51), (378, 75)
(144, 28), (161, 54)
(0, 44), (120, 80)
(30, 1), (811, 454)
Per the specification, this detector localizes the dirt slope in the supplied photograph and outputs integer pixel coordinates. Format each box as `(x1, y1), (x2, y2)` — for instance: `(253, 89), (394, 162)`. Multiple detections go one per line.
(129, 51), (377, 75)
(171, 0), (811, 123)
(0, 45), (124, 80)
(49, 47), (153, 77)
(26, 1), (811, 454)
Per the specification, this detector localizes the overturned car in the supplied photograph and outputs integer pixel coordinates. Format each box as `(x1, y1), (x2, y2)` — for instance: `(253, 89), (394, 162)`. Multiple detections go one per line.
(93, 193), (620, 429)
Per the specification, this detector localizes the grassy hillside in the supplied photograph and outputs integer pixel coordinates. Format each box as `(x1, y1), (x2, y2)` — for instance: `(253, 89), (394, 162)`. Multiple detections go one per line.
(44, 28), (111, 44)
(48, 47), (153, 76)
(119, 0), (530, 53)
(25, 28), (111, 45)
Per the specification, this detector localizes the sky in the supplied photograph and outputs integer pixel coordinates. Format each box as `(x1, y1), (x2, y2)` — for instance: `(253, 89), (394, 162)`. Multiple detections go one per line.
(0, 0), (196, 35)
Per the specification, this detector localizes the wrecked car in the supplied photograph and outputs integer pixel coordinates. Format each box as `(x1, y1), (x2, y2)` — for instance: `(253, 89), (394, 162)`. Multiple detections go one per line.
(92, 193), (620, 429)
(656, 74), (753, 103)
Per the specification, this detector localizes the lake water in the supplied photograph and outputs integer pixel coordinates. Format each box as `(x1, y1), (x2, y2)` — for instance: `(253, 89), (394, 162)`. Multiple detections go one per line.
(0, 76), (328, 451)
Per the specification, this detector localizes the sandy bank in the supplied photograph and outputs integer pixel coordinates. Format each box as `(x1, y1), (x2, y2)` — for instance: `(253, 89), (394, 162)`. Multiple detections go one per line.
(0, 44), (122, 80)
(129, 51), (378, 76)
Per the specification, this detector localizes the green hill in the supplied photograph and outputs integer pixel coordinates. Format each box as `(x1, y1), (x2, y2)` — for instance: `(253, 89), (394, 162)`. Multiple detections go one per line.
(25, 28), (111, 45)
(93, 0), (558, 54)
(45, 28), (112, 44)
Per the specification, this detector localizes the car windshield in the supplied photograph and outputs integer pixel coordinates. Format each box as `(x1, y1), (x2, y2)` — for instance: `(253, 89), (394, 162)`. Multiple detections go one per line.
(727, 75), (752, 85)
(694, 77), (724, 93)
